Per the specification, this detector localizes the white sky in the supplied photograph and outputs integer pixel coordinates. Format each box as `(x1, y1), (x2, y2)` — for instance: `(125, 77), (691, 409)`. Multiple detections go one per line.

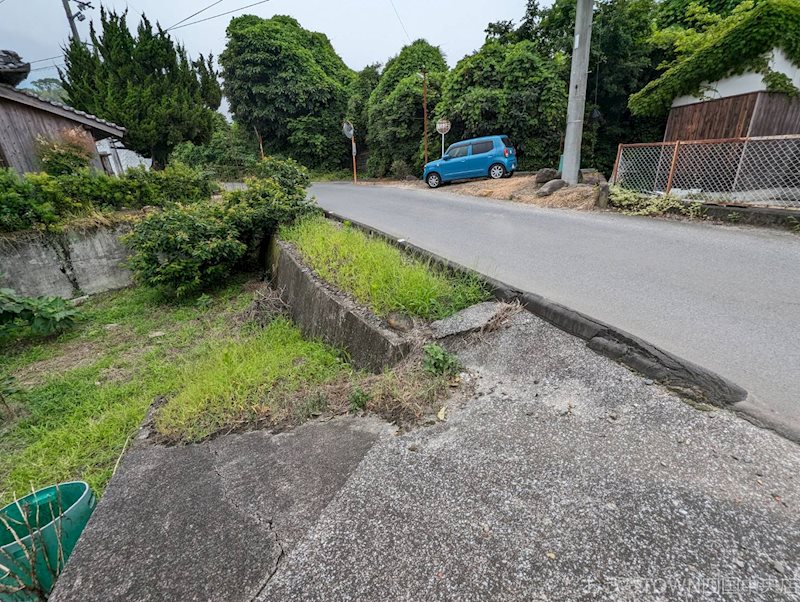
(1, 0), (530, 85)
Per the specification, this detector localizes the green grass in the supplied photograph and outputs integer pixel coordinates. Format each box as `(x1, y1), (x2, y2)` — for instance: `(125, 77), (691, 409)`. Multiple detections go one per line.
(281, 216), (489, 320)
(0, 279), (257, 503)
(154, 318), (348, 443)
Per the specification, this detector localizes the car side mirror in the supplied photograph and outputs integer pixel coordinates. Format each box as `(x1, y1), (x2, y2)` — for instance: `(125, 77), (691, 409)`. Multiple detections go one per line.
(442, 154), (451, 161)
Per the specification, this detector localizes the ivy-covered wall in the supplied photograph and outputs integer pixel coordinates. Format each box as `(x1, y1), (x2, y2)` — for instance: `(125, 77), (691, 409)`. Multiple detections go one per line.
(629, 0), (800, 116)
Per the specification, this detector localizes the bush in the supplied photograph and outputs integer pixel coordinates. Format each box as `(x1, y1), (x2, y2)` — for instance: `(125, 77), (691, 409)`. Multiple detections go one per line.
(423, 343), (461, 377)
(35, 127), (95, 176)
(0, 163), (216, 233)
(123, 204), (247, 297)
(0, 288), (80, 336)
(390, 159), (413, 179)
(251, 156), (310, 190)
(125, 158), (317, 296)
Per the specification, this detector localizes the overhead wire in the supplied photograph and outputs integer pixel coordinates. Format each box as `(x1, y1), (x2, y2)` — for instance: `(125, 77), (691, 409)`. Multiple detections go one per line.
(387, 0), (412, 43)
(166, 0), (226, 31)
(167, 0), (270, 31)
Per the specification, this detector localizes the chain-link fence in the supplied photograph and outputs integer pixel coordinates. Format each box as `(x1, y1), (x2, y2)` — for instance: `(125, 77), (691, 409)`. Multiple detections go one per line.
(611, 135), (800, 210)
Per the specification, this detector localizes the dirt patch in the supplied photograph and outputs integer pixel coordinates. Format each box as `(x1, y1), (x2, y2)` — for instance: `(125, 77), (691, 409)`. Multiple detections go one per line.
(14, 339), (105, 386)
(371, 176), (599, 210)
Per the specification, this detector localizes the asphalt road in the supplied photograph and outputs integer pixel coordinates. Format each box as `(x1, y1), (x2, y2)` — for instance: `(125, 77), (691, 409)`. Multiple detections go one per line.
(312, 182), (800, 429)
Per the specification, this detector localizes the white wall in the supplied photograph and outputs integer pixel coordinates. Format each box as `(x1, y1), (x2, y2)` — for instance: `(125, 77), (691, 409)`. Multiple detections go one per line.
(672, 48), (800, 107)
(95, 138), (151, 174)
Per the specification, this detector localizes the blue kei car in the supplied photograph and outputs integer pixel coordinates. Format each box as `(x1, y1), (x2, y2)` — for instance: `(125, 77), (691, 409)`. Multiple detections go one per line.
(423, 135), (517, 188)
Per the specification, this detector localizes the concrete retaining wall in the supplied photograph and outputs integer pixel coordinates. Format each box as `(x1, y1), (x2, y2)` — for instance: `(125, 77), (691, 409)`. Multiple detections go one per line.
(0, 225), (132, 298)
(268, 239), (411, 372)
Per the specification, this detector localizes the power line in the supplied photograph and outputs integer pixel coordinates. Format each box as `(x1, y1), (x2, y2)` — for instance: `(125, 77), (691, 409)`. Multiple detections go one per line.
(29, 55), (64, 64)
(166, 0), (225, 31)
(29, 64), (65, 72)
(167, 0), (270, 31)
(387, 0), (412, 44)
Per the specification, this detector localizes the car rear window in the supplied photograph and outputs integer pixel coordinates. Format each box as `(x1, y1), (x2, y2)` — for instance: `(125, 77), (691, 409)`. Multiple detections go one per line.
(501, 136), (514, 148)
(471, 141), (494, 154)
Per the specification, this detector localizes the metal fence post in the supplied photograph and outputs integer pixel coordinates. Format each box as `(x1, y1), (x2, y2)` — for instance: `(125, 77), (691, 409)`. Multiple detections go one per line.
(665, 141), (681, 195)
(611, 143), (623, 185)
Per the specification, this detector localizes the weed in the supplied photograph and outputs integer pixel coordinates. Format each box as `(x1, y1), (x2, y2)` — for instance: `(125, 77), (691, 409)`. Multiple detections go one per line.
(153, 318), (348, 443)
(348, 386), (371, 413)
(727, 211), (742, 223)
(788, 216), (800, 233)
(423, 344), (461, 377)
(281, 216), (489, 320)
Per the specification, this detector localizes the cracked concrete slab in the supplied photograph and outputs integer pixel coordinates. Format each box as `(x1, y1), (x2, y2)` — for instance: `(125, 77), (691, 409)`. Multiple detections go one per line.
(258, 313), (800, 601)
(50, 417), (392, 602)
(430, 301), (508, 339)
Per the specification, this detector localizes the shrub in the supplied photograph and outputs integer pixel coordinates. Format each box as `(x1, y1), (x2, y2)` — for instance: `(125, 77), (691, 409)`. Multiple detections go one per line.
(0, 164), (216, 233)
(123, 203), (247, 297)
(35, 127), (95, 176)
(390, 159), (413, 179)
(125, 162), (317, 296)
(251, 156), (311, 190)
(0, 288), (80, 336)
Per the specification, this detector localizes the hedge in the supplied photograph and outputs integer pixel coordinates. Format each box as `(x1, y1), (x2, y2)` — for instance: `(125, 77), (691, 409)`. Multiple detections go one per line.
(0, 163), (216, 233)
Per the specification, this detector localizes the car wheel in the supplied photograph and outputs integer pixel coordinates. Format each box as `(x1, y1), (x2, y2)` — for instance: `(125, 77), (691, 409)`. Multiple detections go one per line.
(426, 172), (441, 188)
(489, 163), (506, 179)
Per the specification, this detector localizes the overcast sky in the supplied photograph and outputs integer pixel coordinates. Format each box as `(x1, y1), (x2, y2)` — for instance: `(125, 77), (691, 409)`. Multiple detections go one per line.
(1, 0), (530, 86)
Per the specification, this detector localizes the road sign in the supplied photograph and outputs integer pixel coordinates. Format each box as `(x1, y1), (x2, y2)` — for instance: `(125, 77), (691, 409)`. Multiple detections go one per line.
(342, 121), (355, 140)
(436, 118), (451, 158)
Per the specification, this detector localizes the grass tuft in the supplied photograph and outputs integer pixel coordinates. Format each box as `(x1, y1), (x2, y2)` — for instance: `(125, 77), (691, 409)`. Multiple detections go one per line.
(154, 318), (348, 442)
(281, 216), (489, 320)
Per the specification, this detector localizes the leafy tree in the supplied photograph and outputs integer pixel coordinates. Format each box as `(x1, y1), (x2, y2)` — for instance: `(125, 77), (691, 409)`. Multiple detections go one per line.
(171, 113), (260, 179)
(220, 15), (354, 169)
(510, 0), (667, 174)
(367, 40), (448, 176)
(437, 40), (568, 169)
(62, 9), (221, 168)
(28, 78), (66, 103)
(346, 64), (381, 153)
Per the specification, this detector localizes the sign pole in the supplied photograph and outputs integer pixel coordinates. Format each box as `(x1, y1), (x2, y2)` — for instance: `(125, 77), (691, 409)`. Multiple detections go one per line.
(352, 138), (357, 184)
(435, 118), (451, 159)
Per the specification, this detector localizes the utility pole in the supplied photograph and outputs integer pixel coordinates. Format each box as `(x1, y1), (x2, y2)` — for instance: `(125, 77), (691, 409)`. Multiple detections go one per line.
(421, 68), (429, 166)
(562, 0), (594, 185)
(61, 0), (81, 42)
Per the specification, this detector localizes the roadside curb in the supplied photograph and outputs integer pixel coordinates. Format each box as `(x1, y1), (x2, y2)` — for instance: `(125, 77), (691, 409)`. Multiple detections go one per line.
(322, 209), (800, 444)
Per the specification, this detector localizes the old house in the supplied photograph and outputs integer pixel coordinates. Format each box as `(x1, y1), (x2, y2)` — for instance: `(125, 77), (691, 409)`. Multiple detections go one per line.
(0, 50), (125, 174)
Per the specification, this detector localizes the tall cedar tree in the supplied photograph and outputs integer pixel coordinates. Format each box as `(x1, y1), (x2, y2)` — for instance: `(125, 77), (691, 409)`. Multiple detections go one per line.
(62, 9), (221, 168)
(220, 15), (354, 170)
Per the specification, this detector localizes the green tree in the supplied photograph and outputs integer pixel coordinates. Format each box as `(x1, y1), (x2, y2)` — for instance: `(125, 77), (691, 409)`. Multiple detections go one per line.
(28, 78), (66, 103)
(346, 64), (381, 153)
(512, 0), (666, 173)
(170, 113), (260, 179)
(366, 40), (448, 177)
(62, 9), (221, 168)
(220, 15), (354, 169)
(437, 40), (568, 169)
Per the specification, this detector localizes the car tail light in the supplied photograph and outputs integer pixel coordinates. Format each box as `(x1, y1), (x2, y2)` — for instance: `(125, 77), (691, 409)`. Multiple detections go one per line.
(504, 148), (509, 157)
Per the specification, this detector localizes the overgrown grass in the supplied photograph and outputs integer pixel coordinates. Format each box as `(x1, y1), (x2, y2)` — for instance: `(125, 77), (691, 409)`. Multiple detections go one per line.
(0, 280), (254, 503)
(0, 275), (454, 504)
(281, 216), (489, 319)
(154, 318), (348, 442)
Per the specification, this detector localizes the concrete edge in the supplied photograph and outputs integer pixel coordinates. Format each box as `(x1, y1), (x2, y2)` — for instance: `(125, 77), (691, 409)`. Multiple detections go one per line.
(321, 209), (800, 444)
(268, 237), (412, 372)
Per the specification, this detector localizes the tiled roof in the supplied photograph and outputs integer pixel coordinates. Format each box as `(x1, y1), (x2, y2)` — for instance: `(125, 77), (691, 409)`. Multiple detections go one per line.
(0, 49), (29, 72)
(0, 84), (125, 136)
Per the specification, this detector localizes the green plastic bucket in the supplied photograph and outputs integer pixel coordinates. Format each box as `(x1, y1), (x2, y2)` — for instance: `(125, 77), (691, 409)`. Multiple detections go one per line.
(0, 482), (96, 601)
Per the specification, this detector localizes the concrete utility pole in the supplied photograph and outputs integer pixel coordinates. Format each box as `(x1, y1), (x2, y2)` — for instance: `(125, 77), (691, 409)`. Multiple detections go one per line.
(562, 0), (594, 185)
(61, 0), (81, 42)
